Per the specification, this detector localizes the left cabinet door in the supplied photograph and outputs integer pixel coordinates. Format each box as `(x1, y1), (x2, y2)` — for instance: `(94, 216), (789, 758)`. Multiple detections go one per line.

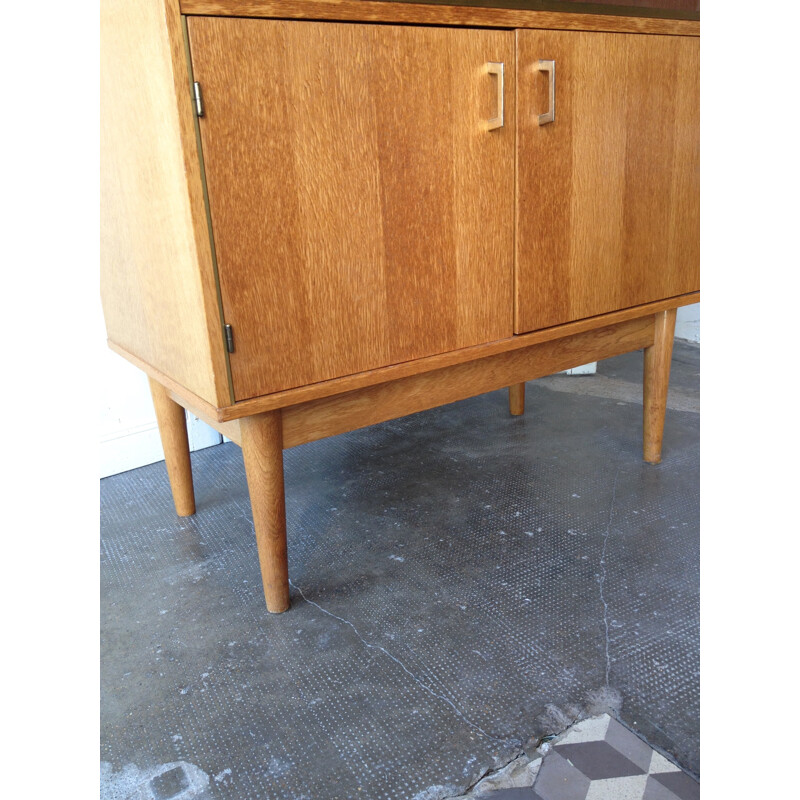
(187, 18), (515, 400)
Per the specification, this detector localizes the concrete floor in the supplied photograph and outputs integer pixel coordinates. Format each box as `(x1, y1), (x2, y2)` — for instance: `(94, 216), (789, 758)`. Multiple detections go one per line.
(101, 342), (699, 800)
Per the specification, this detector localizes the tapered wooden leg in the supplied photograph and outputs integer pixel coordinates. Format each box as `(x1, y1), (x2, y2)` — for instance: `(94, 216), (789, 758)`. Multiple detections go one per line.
(643, 308), (677, 464)
(149, 378), (196, 516)
(509, 382), (526, 416)
(240, 411), (290, 613)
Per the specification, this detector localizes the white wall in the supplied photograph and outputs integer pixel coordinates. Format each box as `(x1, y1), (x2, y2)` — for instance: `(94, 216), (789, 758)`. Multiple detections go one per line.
(676, 302), (700, 343)
(99, 304), (223, 479)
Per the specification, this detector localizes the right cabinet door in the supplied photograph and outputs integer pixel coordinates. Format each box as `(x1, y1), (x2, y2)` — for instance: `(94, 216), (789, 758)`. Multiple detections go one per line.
(515, 30), (699, 333)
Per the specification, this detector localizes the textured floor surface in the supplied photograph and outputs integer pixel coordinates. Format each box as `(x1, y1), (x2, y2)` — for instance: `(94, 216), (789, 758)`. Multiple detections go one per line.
(100, 343), (699, 800)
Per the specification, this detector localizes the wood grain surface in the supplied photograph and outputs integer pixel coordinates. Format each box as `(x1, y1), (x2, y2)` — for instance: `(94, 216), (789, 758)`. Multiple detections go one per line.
(162, 309), (670, 454)
(643, 307), (677, 463)
(281, 315), (654, 448)
(508, 382), (526, 415)
(362, 0), (699, 10)
(109, 291), (696, 421)
(149, 377), (197, 516)
(100, 0), (230, 405)
(240, 411), (290, 612)
(181, 0), (699, 34)
(515, 29), (699, 333)
(551, 0), (697, 9)
(188, 17), (515, 400)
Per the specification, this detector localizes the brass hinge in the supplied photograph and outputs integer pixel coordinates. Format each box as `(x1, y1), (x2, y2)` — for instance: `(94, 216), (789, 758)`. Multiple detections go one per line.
(224, 324), (234, 354)
(193, 81), (204, 117)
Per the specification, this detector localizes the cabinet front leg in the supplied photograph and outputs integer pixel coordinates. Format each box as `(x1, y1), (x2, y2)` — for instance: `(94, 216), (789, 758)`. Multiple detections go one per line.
(509, 382), (526, 416)
(643, 308), (678, 464)
(149, 378), (196, 517)
(241, 411), (290, 613)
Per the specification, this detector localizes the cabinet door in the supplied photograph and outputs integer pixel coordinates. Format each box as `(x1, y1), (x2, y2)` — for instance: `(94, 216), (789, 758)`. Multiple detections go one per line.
(515, 30), (699, 333)
(187, 18), (514, 400)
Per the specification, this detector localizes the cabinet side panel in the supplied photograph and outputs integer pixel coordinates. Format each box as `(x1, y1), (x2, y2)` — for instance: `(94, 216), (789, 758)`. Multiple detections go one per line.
(100, 0), (230, 405)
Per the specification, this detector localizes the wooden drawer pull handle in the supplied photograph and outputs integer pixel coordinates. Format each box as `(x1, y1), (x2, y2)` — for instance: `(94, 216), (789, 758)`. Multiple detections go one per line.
(485, 61), (504, 131)
(536, 59), (555, 126)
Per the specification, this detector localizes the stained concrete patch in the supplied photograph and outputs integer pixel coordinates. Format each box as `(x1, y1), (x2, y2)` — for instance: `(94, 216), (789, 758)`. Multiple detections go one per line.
(414, 785), (467, 800)
(100, 761), (211, 800)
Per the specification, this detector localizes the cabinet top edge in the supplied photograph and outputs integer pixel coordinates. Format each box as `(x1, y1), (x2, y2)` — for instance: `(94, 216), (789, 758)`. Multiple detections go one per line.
(336, 0), (700, 21)
(179, 1), (700, 35)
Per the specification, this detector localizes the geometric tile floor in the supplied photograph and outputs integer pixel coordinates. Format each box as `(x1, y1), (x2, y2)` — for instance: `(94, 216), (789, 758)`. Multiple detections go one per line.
(467, 715), (699, 800)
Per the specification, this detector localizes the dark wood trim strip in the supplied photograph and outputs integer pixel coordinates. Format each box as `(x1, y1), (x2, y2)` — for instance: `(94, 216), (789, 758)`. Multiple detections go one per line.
(180, 0), (699, 35)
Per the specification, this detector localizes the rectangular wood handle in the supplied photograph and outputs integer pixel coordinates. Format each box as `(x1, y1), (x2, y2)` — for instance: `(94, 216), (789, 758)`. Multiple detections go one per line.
(536, 59), (555, 125)
(486, 61), (504, 130)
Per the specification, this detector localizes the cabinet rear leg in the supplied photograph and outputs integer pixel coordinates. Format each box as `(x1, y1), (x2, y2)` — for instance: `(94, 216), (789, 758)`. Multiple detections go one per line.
(643, 309), (678, 464)
(241, 411), (290, 613)
(149, 377), (196, 516)
(509, 382), (526, 416)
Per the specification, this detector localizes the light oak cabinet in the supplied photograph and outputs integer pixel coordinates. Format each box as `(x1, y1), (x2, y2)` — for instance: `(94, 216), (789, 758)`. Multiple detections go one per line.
(101, 0), (699, 613)
(188, 17), (516, 398)
(515, 29), (700, 332)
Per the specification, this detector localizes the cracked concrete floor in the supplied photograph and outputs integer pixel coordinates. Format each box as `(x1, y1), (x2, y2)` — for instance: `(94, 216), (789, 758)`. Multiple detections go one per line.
(101, 342), (699, 800)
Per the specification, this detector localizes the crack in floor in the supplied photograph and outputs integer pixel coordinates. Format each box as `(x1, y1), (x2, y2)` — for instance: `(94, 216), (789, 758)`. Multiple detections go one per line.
(598, 465), (621, 687)
(289, 579), (523, 750)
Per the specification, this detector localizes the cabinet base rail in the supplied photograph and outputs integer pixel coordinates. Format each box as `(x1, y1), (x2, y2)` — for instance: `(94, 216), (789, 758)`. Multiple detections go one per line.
(148, 307), (678, 613)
